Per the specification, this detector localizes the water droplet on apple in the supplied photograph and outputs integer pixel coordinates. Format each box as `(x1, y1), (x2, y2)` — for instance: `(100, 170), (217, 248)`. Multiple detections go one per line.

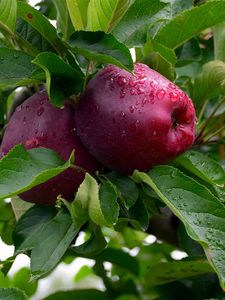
(141, 97), (148, 106)
(22, 117), (26, 125)
(129, 78), (136, 87)
(168, 83), (176, 89)
(120, 88), (126, 98)
(150, 80), (159, 89)
(16, 106), (22, 112)
(120, 111), (125, 118)
(153, 131), (157, 136)
(129, 105), (134, 113)
(117, 76), (127, 86)
(121, 130), (126, 136)
(169, 92), (179, 102)
(130, 88), (136, 95)
(137, 86), (145, 94)
(37, 106), (44, 116)
(135, 120), (140, 128)
(25, 105), (30, 110)
(157, 89), (166, 100)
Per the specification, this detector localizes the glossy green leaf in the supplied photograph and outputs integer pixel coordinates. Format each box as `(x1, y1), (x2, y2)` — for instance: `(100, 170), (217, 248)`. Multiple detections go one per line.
(44, 289), (108, 300)
(129, 196), (149, 231)
(99, 180), (119, 226)
(213, 21), (225, 62)
(54, 0), (74, 41)
(86, 0), (134, 32)
(11, 267), (37, 297)
(0, 0), (17, 32)
(193, 61), (225, 104)
(32, 52), (84, 107)
(113, 0), (167, 47)
(106, 171), (139, 208)
(0, 48), (39, 88)
(0, 145), (73, 200)
(145, 260), (213, 287)
(17, 2), (65, 55)
(154, 1), (225, 49)
(11, 197), (34, 221)
(0, 288), (28, 300)
(70, 31), (133, 71)
(66, 0), (90, 30)
(133, 167), (225, 289)
(175, 150), (225, 186)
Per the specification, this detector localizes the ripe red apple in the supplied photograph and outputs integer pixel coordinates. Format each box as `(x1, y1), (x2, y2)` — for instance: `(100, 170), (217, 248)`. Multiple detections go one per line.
(75, 63), (195, 174)
(0, 90), (100, 205)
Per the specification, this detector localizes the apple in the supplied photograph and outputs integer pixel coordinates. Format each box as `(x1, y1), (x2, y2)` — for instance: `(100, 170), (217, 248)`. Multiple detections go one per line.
(75, 63), (195, 174)
(0, 90), (100, 205)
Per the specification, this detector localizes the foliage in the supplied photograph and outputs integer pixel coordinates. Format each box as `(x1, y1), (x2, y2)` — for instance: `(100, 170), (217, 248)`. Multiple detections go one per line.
(0, 0), (225, 299)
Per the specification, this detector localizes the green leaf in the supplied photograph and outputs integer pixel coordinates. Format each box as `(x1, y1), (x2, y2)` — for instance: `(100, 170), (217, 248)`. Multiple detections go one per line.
(95, 248), (139, 276)
(106, 171), (139, 208)
(113, 0), (167, 47)
(154, 0), (225, 49)
(193, 61), (225, 104)
(14, 206), (78, 279)
(11, 197), (34, 221)
(0, 47), (39, 88)
(66, 0), (90, 31)
(11, 267), (37, 297)
(86, 0), (134, 32)
(99, 180), (119, 226)
(32, 52), (84, 107)
(54, 0), (74, 41)
(0, 0), (17, 32)
(129, 196), (149, 231)
(175, 150), (225, 187)
(0, 288), (28, 300)
(133, 166), (225, 289)
(43, 289), (108, 300)
(213, 21), (225, 62)
(0, 144), (73, 200)
(17, 2), (65, 55)
(70, 31), (133, 71)
(144, 260), (213, 287)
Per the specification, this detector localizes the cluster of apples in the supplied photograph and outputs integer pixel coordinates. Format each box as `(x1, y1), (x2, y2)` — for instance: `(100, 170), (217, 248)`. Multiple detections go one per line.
(0, 63), (196, 205)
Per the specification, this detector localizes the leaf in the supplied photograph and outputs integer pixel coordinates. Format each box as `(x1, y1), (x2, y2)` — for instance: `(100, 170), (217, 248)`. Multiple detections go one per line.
(70, 31), (133, 71)
(11, 267), (38, 297)
(43, 289), (108, 300)
(13, 206), (79, 279)
(30, 208), (78, 279)
(99, 180), (119, 226)
(32, 52), (84, 107)
(174, 150), (225, 187)
(133, 167), (225, 289)
(17, 2), (65, 55)
(193, 61), (225, 104)
(11, 197), (34, 221)
(144, 260), (213, 287)
(86, 0), (134, 32)
(0, 0), (17, 31)
(0, 288), (28, 300)
(0, 47), (39, 88)
(95, 248), (139, 276)
(154, 0), (225, 49)
(0, 144), (73, 200)
(129, 196), (149, 231)
(54, 0), (74, 41)
(213, 21), (225, 61)
(113, 0), (167, 47)
(106, 171), (139, 208)
(66, 0), (90, 31)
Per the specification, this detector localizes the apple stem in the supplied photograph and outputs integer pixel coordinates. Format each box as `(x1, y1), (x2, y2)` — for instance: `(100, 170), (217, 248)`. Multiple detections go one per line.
(70, 164), (87, 173)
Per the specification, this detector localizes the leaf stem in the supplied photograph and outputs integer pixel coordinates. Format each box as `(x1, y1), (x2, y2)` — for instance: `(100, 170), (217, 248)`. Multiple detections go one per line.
(83, 60), (92, 91)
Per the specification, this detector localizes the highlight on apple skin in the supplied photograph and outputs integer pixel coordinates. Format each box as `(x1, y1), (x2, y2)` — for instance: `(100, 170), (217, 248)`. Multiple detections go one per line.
(75, 63), (196, 174)
(0, 90), (100, 205)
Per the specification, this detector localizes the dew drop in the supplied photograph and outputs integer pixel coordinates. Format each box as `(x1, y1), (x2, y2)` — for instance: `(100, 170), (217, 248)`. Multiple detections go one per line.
(169, 92), (179, 102)
(153, 131), (157, 136)
(117, 76), (127, 86)
(129, 105), (134, 113)
(16, 106), (22, 112)
(135, 120), (141, 128)
(150, 80), (159, 89)
(22, 117), (26, 125)
(157, 89), (166, 100)
(130, 88), (136, 95)
(129, 78), (136, 87)
(13, 54), (19, 59)
(141, 97), (148, 106)
(137, 86), (145, 94)
(120, 111), (125, 118)
(121, 130), (126, 136)
(37, 106), (44, 116)
(120, 88), (126, 98)
(168, 83), (176, 89)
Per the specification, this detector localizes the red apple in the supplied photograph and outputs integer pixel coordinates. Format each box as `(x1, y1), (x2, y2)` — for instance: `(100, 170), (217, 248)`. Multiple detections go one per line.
(0, 90), (100, 205)
(75, 63), (195, 174)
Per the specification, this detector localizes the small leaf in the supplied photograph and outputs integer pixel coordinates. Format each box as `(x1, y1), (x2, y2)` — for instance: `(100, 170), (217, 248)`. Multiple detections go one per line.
(70, 31), (133, 71)
(0, 48), (39, 88)
(99, 180), (119, 226)
(0, 0), (17, 31)
(0, 288), (28, 300)
(154, 1), (225, 49)
(17, 2), (65, 55)
(0, 145), (73, 200)
(86, 0), (134, 32)
(43, 289), (108, 300)
(193, 60), (225, 104)
(129, 196), (149, 231)
(113, 0), (167, 47)
(66, 0), (90, 31)
(11, 197), (34, 221)
(32, 52), (84, 107)
(133, 167), (225, 290)
(144, 260), (213, 287)
(174, 150), (225, 186)
(106, 171), (139, 208)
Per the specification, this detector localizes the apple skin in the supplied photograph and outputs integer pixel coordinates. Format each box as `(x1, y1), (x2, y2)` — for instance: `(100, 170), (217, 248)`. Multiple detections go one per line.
(75, 63), (196, 174)
(0, 90), (100, 205)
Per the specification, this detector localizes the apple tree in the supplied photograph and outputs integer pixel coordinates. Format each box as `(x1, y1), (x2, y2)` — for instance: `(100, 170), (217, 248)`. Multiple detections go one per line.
(0, 0), (225, 299)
